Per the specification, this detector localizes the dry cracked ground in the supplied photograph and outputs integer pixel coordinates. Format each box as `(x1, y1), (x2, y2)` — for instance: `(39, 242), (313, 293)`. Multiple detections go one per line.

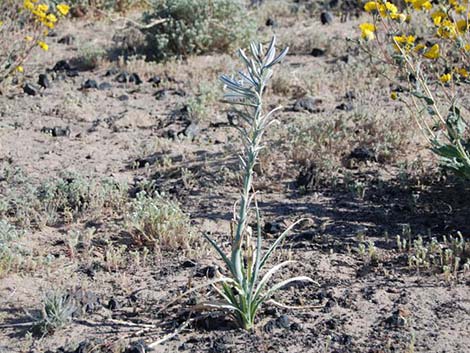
(1, 3), (470, 353)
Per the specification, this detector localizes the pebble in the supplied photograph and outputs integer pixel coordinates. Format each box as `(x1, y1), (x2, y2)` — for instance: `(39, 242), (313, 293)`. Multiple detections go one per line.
(38, 74), (50, 89)
(98, 82), (112, 90)
(293, 96), (323, 113)
(82, 79), (98, 89)
(24, 83), (39, 96)
(320, 11), (333, 25)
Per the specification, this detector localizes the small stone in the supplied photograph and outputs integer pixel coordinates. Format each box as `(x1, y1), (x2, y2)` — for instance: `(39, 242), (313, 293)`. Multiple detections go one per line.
(311, 48), (326, 57)
(336, 102), (354, 111)
(125, 342), (146, 353)
(195, 266), (216, 278)
(129, 73), (143, 85)
(348, 146), (375, 162)
(105, 67), (119, 76)
(117, 94), (129, 101)
(98, 82), (112, 90)
(154, 89), (167, 100)
(107, 298), (120, 310)
(320, 11), (333, 25)
(293, 96), (323, 113)
(264, 221), (282, 234)
(52, 60), (72, 72)
(182, 260), (197, 268)
(276, 315), (290, 329)
(148, 75), (162, 86)
(58, 34), (75, 45)
(116, 71), (129, 83)
(266, 17), (277, 26)
(82, 79), (98, 89)
(23, 83), (39, 96)
(38, 74), (50, 89)
(41, 126), (71, 137)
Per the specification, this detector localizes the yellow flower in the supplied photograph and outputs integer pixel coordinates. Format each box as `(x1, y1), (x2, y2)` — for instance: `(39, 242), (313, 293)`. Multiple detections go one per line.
(414, 43), (426, 52)
(364, 1), (379, 12)
(465, 44), (470, 52)
(456, 68), (468, 78)
(393, 35), (416, 51)
(23, 0), (34, 10)
(390, 13), (407, 22)
(410, 0), (432, 10)
(25, 35), (33, 41)
(384, 1), (398, 14)
(16, 66), (24, 73)
(0, 20), (3, 27)
(359, 23), (376, 40)
(391, 91), (398, 100)
(457, 19), (469, 33)
(440, 73), (452, 83)
(56, 3), (70, 16)
(38, 41), (49, 51)
(37, 3), (48, 12)
(423, 43), (440, 59)
(437, 19), (458, 38)
(46, 13), (57, 23)
(431, 11), (447, 26)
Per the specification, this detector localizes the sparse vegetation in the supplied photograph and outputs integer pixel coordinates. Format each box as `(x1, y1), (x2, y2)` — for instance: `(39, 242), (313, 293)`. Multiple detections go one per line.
(128, 191), (195, 251)
(142, 0), (256, 60)
(1, 1), (470, 352)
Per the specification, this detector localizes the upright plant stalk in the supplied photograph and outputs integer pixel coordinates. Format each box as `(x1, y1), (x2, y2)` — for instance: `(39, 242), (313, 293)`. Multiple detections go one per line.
(204, 37), (316, 330)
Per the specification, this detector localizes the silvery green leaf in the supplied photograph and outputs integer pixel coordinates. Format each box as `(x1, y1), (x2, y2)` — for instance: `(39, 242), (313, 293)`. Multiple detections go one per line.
(264, 37), (277, 65)
(266, 46), (289, 68)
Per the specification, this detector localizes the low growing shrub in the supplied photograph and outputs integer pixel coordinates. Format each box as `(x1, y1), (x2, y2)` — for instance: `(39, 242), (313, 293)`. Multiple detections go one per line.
(128, 191), (195, 251)
(142, 0), (256, 60)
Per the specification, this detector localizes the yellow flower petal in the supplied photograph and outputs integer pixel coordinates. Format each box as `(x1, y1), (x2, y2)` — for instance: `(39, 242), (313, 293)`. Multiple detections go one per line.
(38, 41), (49, 51)
(359, 23), (376, 41)
(440, 73), (452, 83)
(423, 43), (440, 59)
(56, 3), (70, 16)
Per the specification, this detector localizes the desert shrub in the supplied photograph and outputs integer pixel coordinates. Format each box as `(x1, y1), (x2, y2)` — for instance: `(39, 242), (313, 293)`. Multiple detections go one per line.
(278, 111), (410, 189)
(0, 220), (25, 277)
(142, 0), (256, 60)
(30, 291), (75, 335)
(0, 168), (128, 227)
(0, 1), (69, 87)
(128, 191), (194, 251)
(360, 0), (470, 179)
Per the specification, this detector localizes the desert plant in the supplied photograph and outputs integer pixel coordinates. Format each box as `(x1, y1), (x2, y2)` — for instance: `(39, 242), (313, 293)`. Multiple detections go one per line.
(128, 191), (195, 251)
(359, 0), (470, 179)
(142, 0), (256, 61)
(30, 291), (76, 335)
(203, 37), (315, 330)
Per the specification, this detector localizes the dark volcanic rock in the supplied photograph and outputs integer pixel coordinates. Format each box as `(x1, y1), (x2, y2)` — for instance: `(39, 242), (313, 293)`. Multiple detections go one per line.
(58, 34), (75, 45)
(320, 11), (333, 25)
(82, 79), (98, 89)
(41, 126), (71, 137)
(293, 96), (323, 113)
(129, 72), (143, 85)
(311, 48), (326, 57)
(98, 82), (112, 90)
(24, 83), (39, 96)
(38, 74), (50, 89)
(348, 146), (375, 162)
(116, 71), (129, 83)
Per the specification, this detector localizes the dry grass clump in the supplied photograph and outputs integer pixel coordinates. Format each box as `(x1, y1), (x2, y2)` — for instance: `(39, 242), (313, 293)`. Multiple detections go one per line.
(276, 109), (412, 189)
(127, 191), (196, 251)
